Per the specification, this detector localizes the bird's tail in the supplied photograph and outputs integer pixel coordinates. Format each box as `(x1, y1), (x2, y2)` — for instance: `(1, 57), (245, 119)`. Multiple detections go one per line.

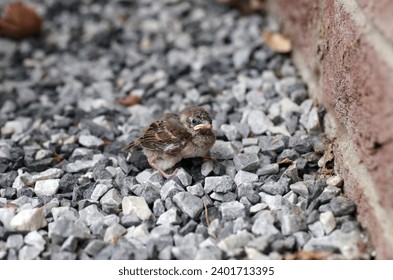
(121, 141), (138, 152)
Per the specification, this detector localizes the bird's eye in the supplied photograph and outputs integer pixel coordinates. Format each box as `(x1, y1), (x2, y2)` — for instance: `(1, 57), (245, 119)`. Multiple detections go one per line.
(191, 118), (198, 125)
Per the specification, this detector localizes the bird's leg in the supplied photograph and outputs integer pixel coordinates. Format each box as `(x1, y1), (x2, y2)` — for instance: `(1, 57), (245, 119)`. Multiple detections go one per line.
(201, 151), (215, 161)
(147, 156), (175, 179)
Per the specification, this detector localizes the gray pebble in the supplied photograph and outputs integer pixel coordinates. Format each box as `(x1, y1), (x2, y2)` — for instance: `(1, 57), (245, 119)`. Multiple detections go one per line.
(232, 82), (246, 102)
(18, 245), (42, 260)
(251, 211), (280, 235)
(48, 218), (90, 240)
(84, 240), (107, 257)
(319, 211), (336, 235)
(259, 135), (286, 152)
(104, 224), (127, 243)
(64, 156), (104, 173)
(210, 192), (237, 202)
(257, 163), (279, 175)
(308, 221), (325, 237)
(249, 202), (268, 214)
(259, 193), (283, 211)
(306, 107), (321, 134)
(135, 170), (155, 184)
(32, 168), (64, 182)
(100, 188), (122, 207)
(304, 230), (366, 259)
(186, 183), (204, 197)
(209, 140), (236, 160)
(234, 170), (258, 186)
(157, 208), (181, 225)
(153, 199), (166, 217)
(51, 206), (79, 221)
(233, 47), (251, 69)
(246, 90), (265, 106)
(233, 153), (260, 172)
(24, 231), (45, 251)
(326, 175), (343, 188)
(280, 214), (307, 236)
(34, 179), (60, 196)
(91, 183), (111, 201)
(201, 160), (214, 176)
(10, 208), (47, 232)
(173, 192), (203, 219)
(6, 234), (24, 250)
(120, 214), (140, 228)
(78, 135), (104, 148)
(221, 124), (242, 141)
(204, 175), (235, 194)
(260, 181), (287, 196)
(290, 182), (309, 198)
(122, 196), (153, 221)
(79, 205), (104, 226)
(195, 247), (222, 260)
(242, 138), (259, 146)
(247, 110), (273, 135)
(51, 251), (77, 260)
(160, 180), (184, 200)
(318, 186), (341, 203)
(219, 201), (246, 220)
(217, 230), (253, 256)
(130, 183), (160, 205)
(319, 197), (356, 216)
(175, 168), (192, 186)
(61, 236), (79, 252)
(293, 231), (311, 248)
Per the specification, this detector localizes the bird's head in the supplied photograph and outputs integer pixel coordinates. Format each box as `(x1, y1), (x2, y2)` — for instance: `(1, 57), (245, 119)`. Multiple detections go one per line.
(180, 107), (213, 134)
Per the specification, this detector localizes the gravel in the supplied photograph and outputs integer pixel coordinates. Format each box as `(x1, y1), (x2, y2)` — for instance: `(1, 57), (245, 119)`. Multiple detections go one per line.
(0, 0), (372, 260)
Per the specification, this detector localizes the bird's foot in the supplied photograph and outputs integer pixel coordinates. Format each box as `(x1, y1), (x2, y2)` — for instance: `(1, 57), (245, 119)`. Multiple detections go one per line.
(157, 168), (179, 179)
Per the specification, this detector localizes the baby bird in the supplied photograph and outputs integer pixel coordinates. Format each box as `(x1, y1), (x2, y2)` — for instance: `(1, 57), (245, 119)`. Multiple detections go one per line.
(122, 107), (216, 178)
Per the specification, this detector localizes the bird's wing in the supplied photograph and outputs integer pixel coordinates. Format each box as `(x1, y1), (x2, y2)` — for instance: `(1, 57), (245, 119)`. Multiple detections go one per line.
(139, 113), (191, 155)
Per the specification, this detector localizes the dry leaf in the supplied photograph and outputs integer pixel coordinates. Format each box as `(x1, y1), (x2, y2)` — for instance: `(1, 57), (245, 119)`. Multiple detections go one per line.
(317, 143), (334, 169)
(263, 30), (292, 53)
(0, 2), (42, 40)
(217, 0), (265, 15)
(277, 158), (294, 165)
(53, 153), (63, 163)
(286, 250), (331, 260)
(119, 94), (141, 107)
(102, 139), (111, 146)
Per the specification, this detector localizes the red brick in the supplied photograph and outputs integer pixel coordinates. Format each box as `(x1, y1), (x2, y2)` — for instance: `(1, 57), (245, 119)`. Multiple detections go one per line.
(357, 0), (393, 42)
(268, 0), (393, 259)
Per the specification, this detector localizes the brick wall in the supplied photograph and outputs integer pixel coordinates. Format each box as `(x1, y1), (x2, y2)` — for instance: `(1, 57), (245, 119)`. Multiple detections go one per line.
(267, 0), (393, 259)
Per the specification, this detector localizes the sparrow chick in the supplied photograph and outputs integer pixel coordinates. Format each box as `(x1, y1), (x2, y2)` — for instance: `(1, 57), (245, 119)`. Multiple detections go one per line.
(123, 107), (216, 178)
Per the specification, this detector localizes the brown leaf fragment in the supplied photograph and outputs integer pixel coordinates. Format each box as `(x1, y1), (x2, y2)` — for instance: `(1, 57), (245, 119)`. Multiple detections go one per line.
(277, 158), (294, 165)
(285, 250), (332, 260)
(53, 153), (63, 163)
(0, 2), (42, 40)
(119, 94), (141, 107)
(102, 139), (111, 146)
(217, 0), (265, 15)
(263, 30), (292, 53)
(318, 143), (334, 169)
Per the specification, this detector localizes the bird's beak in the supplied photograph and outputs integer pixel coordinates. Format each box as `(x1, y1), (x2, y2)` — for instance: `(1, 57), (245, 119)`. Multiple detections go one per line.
(194, 123), (212, 131)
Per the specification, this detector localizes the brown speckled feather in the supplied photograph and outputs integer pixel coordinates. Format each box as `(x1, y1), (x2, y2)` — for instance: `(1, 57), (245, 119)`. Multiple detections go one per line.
(126, 113), (191, 155)
(122, 107), (215, 178)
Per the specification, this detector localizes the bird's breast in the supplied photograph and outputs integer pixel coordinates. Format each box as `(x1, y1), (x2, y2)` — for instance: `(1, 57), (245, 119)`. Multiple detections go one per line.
(181, 141), (210, 158)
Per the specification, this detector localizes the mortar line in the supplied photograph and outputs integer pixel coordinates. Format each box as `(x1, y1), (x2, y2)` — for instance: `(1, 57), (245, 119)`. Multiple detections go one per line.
(337, 0), (393, 70)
